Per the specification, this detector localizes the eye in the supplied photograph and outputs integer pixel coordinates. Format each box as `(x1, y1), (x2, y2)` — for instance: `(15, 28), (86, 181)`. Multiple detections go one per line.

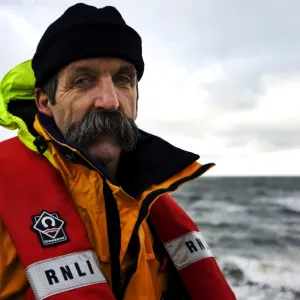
(114, 75), (131, 85)
(74, 77), (92, 87)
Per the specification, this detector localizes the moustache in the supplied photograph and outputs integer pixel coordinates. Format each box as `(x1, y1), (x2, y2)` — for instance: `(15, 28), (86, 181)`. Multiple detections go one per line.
(65, 110), (139, 151)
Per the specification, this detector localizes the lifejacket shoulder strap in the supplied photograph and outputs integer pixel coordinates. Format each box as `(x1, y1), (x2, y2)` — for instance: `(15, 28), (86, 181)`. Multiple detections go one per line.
(0, 137), (116, 300)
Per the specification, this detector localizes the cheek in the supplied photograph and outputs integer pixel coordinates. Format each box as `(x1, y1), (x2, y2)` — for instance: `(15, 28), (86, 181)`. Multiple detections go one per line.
(50, 106), (68, 136)
(118, 90), (137, 119)
(51, 101), (80, 134)
(67, 96), (92, 123)
(72, 105), (88, 120)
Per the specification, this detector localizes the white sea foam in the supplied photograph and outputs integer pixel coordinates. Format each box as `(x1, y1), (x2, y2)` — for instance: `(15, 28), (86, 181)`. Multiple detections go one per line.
(253, 192), (300, 213)
(275, 195), (300, 213)
(220, 255), (300, 299)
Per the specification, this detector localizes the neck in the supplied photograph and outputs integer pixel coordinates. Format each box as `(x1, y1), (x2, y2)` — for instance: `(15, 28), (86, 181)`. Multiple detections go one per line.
(103, 156), (120, 179)
(86, 139), (121, 180)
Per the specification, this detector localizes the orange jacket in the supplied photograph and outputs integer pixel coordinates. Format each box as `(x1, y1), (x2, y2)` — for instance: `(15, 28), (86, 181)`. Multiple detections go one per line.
(0, 115), (212, 299)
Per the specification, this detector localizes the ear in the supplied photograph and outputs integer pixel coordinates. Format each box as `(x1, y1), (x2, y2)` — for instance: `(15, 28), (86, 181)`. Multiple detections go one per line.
(35, 88), (53, 117)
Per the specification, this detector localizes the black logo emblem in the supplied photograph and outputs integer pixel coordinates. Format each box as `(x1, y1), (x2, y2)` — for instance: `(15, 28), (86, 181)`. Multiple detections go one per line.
(31, 210), (69, 247)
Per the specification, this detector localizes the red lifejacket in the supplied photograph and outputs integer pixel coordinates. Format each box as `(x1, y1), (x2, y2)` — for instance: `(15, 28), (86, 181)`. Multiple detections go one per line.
(0, 137), (236, 300)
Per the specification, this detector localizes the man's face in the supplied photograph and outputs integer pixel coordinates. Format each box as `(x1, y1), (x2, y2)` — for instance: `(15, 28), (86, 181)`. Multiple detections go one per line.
(36, 57), (139, 163)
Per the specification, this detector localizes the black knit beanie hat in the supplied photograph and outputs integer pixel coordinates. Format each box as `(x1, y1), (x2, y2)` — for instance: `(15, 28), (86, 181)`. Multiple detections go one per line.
(32, 3), (144, 87)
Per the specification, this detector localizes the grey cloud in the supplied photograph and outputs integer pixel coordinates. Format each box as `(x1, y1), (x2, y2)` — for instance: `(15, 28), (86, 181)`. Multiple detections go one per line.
(135, 0), (300, 111)
(220, 124), (300, 151)
(0, 0), (22, 4)
(1, 0), (300, 155)
(139, 118), (300, 153)
(138, 118), (223, 145)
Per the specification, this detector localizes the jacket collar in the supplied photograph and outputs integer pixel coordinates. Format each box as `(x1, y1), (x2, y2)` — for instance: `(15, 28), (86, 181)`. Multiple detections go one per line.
(37, 112), (200, 197)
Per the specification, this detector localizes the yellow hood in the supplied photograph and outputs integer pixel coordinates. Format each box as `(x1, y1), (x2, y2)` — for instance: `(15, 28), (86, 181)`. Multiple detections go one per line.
(0, 60), (36, 150)
(0, 60), (55, 166)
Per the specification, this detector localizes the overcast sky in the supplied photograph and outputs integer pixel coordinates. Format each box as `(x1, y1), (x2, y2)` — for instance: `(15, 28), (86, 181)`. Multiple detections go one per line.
(0, 0), (299, 175)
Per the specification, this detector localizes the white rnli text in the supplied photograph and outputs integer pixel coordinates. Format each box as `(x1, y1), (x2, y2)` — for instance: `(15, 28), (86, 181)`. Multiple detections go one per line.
(26, 250), (106, 300)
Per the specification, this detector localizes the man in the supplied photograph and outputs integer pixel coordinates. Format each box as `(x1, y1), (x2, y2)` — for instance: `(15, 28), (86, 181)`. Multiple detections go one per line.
(0, 3), (236, 300)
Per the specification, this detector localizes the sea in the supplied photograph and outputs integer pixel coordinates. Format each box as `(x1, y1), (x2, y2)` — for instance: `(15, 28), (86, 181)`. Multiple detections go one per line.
(171, 177), (300, 300)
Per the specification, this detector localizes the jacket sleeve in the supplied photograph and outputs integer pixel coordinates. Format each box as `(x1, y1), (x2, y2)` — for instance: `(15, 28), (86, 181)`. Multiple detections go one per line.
(0, 218), (28, 299)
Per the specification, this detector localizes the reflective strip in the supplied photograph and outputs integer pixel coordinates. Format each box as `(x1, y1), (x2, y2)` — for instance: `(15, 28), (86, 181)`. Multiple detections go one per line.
(25, 250), (106, 300)
(165, 231), (214, 270)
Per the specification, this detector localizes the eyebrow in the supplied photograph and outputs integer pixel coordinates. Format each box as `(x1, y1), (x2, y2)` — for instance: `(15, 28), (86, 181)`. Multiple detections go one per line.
(66, 66), (97, 77)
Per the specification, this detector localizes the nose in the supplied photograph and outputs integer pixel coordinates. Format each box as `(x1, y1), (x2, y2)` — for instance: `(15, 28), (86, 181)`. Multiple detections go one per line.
(94, 77), (119, 111)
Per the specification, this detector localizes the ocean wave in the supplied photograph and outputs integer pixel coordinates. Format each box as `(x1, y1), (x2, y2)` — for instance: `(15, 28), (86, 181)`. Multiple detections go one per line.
(188, 198), (248, 213)
(220, 255), (300, 300)
(276, 196), (300, 213)
(253, 193), (300, 214)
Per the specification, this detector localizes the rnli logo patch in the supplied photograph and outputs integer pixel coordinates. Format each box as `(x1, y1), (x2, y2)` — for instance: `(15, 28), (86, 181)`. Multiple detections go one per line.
(31, 210), (69, 247)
